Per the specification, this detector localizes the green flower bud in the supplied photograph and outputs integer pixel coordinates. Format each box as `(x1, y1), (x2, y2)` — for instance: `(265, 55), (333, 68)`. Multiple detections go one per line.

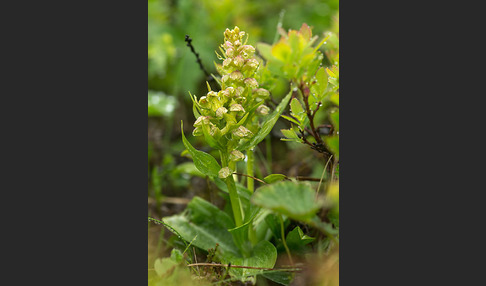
(254, 88), (270, 98)
(223, 58), (232, 67)
(256, 105), (270, 115)
(233, 56), (244, 68)
(244, 78), (259, 89)
(229, 150), (245, 162)
(221, 74), (230, 83)
(225, 48), (234, 57)
(221, 87), (235, 98)
(238, 45), (255, 58)
(235, 86), (245, 96)
(242, 58), (259, 74)
(224, 41), (233, 49)
(207, 91), (218, 97)
(215, 106), (228, 118)
(218, 167), (232, 179)
(192, 126), (203, 136)
(232, 125), (253, 138)
(198, 96), (209, 108)
(193, 116), (212, 127)
(229, 103), (245, 113)
(229, 70), (244, 81)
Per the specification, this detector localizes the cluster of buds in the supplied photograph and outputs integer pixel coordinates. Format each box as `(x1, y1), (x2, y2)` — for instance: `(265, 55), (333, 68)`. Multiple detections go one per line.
(190, 27), (272, 178)
(192, 27), (271, 153)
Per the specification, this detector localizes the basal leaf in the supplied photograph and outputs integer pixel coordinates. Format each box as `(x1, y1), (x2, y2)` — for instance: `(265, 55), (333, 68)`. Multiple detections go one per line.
(181, 121), (221, 178)
(251, 181), (323, 222)
(163, 196), (239, 256)
(220, 240), (277, 281)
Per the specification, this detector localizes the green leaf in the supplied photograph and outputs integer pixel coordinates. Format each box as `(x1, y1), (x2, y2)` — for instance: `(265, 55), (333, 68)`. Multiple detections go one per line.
(261, 271), (295, 285)
(290, 98), (304, 116)
(263, 174), (288, 184)
(163, 196), (239, 256)
(173, 162), (204, 178)
(281, 115), (300, 126)
(154, 257), (178, 277)
(313, 67), (328, 98)
(286, 226), (315, 253)
(220, 240), (277, 281)
(256, 42), (273, 61)
(237, 90), (292, 151)
(251, 181), (323, 222)
(181, 121), (221, 178)
(280, 129), (300, 140)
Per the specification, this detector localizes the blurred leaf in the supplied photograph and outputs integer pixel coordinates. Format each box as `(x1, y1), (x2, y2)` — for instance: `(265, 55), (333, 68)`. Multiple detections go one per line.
(154, 257), (178, 277)
(286, 226), (315, 252)
(261, 271), (294, 286)
(220, 240), (277, 280)
(251, 181), (323, 222)
(163, 196), (239, 256)
(324, 135), (339, 160)
(173, 162), (204, 178)
(256, 42), (273, 61)
(148, 91), (178, 117)
(237, 90), (292, 151)
(330, 109), (339, 131)
(181, 121), (221, 178)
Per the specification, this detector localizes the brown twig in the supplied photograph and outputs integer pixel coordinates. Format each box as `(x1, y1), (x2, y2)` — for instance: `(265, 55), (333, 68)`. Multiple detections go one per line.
(184, 35), (214, 84)
(186, 263), (302, 272)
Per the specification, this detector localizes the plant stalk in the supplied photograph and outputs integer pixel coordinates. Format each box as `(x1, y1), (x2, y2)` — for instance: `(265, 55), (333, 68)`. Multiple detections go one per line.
(221, 151), (244, 226)
(246, 149), (255, 193)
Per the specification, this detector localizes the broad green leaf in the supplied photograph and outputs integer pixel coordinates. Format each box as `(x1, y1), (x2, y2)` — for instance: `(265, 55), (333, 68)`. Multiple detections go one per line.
(271, 41), (291, 62)
(221, 240), (277, 281)
(237, 90), (292, 151)
(163, 196), (239, 256)
(280, 129), (300, 140)
(263, 174), (288, 184)
(313, 67), (328, 98)
(290, 98), (304, 116)
(181, 121), (221, 178)
(251, 181), (323, 222)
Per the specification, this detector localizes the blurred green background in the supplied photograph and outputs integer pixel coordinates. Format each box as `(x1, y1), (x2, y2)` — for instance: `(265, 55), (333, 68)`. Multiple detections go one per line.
(148, 0), (339, 241)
